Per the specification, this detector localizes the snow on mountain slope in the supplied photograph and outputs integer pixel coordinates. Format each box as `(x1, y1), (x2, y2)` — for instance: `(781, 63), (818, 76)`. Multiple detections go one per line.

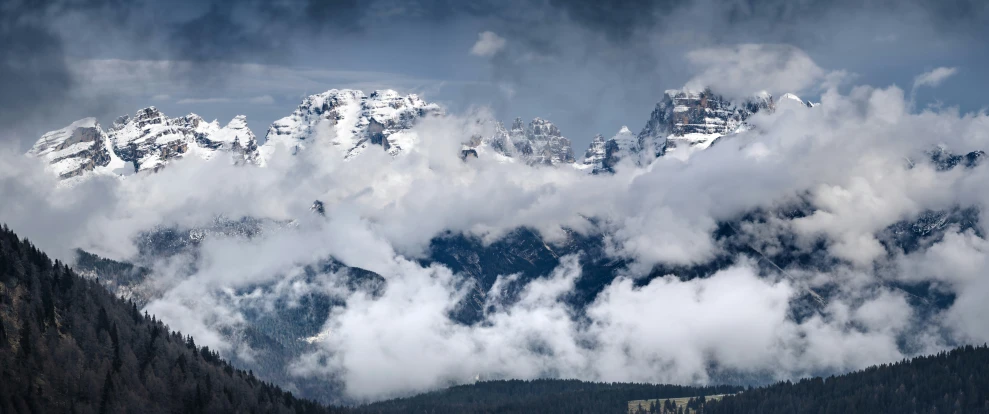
(779, 93), (815, 108)
(524, 118), (576, 165)
(581, 89), (812, 170)
(258, 89), (441, 164)
(27, 118), (125, 180)
(580, 126), (637, 173)
(638, 89), (775, 158)
(29, 86), (812, 182)
(581, 134), (607, 170)
(466, 117), (577, 166)
(29, 108), (260, 181)
(110, 107), (260, 172)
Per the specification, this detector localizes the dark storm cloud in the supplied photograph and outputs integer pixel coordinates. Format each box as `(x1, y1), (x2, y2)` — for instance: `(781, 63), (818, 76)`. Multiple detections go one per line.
(0, 0), (367, 141)
(547, 0), (685, 42)
(299, 0), (366, 32)
(0, 0), (132, 132)
(545, 0), (988, 39)
(0, 14), (72, 131)
(170, 4), (283, 62)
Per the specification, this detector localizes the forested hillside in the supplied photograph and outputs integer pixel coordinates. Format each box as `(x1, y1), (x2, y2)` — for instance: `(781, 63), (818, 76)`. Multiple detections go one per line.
(698, 345), (989, 413)
(359, 379), (740, 414)
(0, 224), (346, 413)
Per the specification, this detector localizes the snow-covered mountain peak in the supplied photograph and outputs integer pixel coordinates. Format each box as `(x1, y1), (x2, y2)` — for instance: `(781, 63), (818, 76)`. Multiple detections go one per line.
(464, 116), (576, 166)
(259, 88), (442, 164)
(108, 107), (260, 172)
(368, 89), (407, 101)
(29, 107), (260, 181)
(528, 117), (562, 138)
(510, 117), (525, 132)
(580, 125), (640, 173)
(780, 93), (814, 108)
(223, 114), (249, 131)
(29, 117), (99, 157)
(520, 118), (575, 165)
(28, 117), (123, 180)
(638, 88), (778, 159)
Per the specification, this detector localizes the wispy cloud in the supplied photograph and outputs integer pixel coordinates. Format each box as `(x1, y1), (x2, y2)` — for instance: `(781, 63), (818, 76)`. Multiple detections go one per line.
(247, 95), (274, 105)
(72, 59), (457, 102)
(913, 67), (958, 89)
(176, 97), (233, 104)
(470, 31), (506, 57)
(176, 95), (274, 105)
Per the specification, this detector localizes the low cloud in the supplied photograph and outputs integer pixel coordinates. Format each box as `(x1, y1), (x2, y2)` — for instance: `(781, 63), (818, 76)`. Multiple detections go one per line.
(684, 44), (827, 98)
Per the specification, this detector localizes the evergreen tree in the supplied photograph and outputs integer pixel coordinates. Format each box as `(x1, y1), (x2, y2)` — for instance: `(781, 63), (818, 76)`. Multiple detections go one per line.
(99, 370), (113, 414)
(17, 319), (31, 359)
(110, 322), (122, 371)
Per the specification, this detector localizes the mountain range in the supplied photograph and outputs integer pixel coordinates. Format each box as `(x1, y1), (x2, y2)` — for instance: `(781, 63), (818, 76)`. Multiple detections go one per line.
(28, 88), (816, 180)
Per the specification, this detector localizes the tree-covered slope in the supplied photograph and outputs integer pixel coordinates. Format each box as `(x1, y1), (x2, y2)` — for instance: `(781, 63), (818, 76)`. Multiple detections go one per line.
(358, 379), (740, 414)
(701, 345), (989, 414)
(0, 223), (347, 414)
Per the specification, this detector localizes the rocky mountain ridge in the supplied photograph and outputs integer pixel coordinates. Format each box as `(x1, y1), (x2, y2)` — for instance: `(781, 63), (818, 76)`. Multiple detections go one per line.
(29, 87), (812, 180)
(578, 89), (792, 173)
(28, 107), (261, 182)
(465, 117), (577, 166)
(259, 89), (442, 164)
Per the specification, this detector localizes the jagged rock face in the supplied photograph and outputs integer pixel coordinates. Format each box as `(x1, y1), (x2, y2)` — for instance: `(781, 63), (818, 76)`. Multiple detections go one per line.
(469, 117), (576, 166)
(582, 134), (607, 169)
(310, 200), (326, 216)
(526, 118), (575, 165)
(509, 117), (529, 156)
(259, 89), (441, 163)
(637, 89), (775, 158)
(111, 107), (260, 172)
(927, 147), (985, 171)
(199, 115), (260, 165)
(581, 126), (638, 173)
(580, 89), (789, 174)
(29, 109), (261, 180)
(460, 148), (479, 160)
(486, 126), (514, 156)
(28, 118), (122, 179)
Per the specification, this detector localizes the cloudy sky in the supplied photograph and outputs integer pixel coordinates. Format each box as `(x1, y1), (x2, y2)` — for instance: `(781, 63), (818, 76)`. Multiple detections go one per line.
(2, 0), (989, 151)
(3, 0), (989, 404)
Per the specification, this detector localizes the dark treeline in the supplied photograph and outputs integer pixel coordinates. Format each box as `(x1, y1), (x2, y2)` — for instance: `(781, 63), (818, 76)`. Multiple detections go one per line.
(359, 379), (740, 414)
(700, 344), (989, 413)
(632, 345), (989, 414)
(0, 224), (347, 413)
